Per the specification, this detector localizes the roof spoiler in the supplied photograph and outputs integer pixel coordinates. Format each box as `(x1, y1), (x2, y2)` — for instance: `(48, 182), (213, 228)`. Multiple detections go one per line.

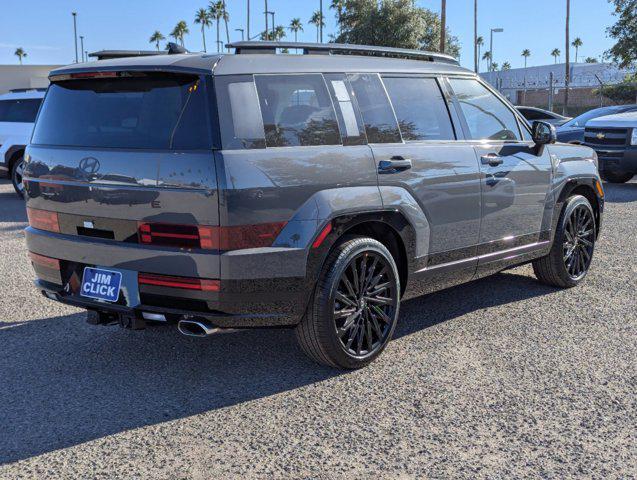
(227, 41), (459, 65)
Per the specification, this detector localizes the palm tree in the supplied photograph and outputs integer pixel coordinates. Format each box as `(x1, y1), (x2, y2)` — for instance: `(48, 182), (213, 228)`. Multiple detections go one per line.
(521, 49), (531, 69)
(170, 21), (189, 47)
(476, 36), (484, 69)
(490, 62), (499, 72)
(221, 1), (230, 51)
(14, 48), (26, 65)
(149, 31), (165, 51)
(194, 9), (211, 52)
(273, 25), (286, 41)
(572, 37), (583, 63)
(330, 0), (345, 35)
(209, 1), (224, 52)
(309, 11), (325, 43)
(501, 62), (511, 71)
(551, 48), (561, 64)
(288, 18), (303, 43)
(482, 51), (491, 71)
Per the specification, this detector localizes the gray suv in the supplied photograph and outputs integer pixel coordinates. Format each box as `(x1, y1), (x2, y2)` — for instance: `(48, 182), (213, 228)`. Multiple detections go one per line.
(24, 42), (604, 369)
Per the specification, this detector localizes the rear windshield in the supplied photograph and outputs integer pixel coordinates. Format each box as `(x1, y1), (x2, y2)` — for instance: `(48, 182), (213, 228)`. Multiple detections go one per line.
(0, 99), (42, 123)
(32, 73), (213, 150)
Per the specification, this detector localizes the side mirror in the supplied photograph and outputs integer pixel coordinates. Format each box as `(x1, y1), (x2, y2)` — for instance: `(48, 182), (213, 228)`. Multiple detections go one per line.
(532, 121), (557, 145)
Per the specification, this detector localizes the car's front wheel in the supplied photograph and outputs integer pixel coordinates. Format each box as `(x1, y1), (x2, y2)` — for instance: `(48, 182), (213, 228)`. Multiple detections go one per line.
(11, 157), (25, 199)
(533, 194), (596, 288)
(600, 170), (633, 184)
(296, 236), (400, 369)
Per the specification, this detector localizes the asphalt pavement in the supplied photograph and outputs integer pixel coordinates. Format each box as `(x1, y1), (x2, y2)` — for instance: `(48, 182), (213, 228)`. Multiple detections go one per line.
(0, 179), (635, 478)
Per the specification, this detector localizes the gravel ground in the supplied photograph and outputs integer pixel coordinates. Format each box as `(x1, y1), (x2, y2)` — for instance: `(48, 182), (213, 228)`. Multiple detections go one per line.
(0, 179), (635, 479)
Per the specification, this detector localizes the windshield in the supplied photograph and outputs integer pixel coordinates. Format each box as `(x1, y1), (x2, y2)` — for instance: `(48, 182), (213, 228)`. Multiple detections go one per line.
(32, 73), (213, 150)
(562, 106), (634, 128)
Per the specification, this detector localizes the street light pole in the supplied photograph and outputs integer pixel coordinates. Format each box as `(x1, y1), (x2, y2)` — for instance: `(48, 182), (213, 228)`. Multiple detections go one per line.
(489, 27), (503, 72)
(264, 0), (268, 40)
(235, 28), (245, 41)
(474, 0), (478, 73)
(320, 0), (323, 43)
(72, 12), (78, 63)
(247, 0), (250, 40)
(440, 0), (446, 53)
(80, 36), (84, 62)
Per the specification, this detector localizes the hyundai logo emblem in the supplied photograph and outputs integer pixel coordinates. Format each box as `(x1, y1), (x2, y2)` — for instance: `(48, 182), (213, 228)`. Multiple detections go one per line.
(79, 157), (100, 174)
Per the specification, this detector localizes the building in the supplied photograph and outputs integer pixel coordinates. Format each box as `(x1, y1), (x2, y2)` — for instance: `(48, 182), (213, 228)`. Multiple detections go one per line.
(0, 65), (61, 94)
(481, 62), (631, 113)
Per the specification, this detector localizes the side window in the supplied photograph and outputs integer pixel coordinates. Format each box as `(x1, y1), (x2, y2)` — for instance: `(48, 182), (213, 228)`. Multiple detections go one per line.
(448, 78), (522, 141)
(254, 74), (341, 147)
(215, 75), (266, 149)
(324, 74), (366, 146)
(348, 74), (401, 144)
(0, 99), (42, 123)
(382, 77), (455, 141)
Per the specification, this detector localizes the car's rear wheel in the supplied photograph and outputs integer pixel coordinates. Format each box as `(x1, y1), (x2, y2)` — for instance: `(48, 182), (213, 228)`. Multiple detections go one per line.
(600, 170), (633, 184)
(295, 236), (400, 369)
(533, 195), (596, 288)
(11, 156), (25, 199)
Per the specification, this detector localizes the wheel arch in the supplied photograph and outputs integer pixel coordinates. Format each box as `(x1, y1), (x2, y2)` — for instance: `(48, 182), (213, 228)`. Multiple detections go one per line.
(556, 177), (603, 239)
(5, 145), (26, 170)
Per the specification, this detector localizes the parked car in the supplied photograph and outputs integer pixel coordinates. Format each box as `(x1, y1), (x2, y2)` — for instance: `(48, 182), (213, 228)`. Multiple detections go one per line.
(516, 106), (571, 127)
(557, 104), (637, 144)
(24, 42), (604, 369)
(584, 110), (637, 183)
(0, 89), (45, 198)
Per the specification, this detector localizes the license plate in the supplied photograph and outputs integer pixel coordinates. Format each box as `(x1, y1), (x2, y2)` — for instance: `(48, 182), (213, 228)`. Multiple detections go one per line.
(80, 267), (122, 303)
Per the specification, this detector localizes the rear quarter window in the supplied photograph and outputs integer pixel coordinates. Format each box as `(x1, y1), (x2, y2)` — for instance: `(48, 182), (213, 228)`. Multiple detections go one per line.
(32, 73), (212, 150)
(0, 99), (42, 123)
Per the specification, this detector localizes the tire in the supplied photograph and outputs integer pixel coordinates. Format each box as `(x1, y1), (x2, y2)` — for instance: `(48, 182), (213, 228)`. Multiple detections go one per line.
(295, 236), (401, 369)
(533, 195), (596, 288)
(600, 170), (633, 184)
(10, 156), (25, 199)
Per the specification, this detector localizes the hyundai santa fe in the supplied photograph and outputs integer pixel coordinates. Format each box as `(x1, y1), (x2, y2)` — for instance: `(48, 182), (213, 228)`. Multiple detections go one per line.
(24, 41), (604, 369)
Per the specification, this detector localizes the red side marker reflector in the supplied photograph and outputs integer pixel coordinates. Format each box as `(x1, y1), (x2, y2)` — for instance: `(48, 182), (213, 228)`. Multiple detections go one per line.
(29, 252), (61, 271)
(138, 273), (220, 292)
(312, 222), (332, 249)
(27, 207), (60, 233)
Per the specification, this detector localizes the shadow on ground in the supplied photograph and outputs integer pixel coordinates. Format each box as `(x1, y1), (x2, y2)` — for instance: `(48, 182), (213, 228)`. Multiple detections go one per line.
(0, 270), (556, 465)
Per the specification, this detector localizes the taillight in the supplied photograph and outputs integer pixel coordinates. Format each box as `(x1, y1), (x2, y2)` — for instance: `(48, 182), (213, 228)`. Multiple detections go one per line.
(137, 222), (286, 251)
(28, 252), (60, 270)
(27, 208), (60, 233)
(138, 272), (220, 292)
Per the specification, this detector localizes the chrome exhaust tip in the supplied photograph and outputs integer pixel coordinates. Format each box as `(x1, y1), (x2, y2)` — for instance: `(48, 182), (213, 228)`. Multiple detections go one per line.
(177, 319), (223, 337)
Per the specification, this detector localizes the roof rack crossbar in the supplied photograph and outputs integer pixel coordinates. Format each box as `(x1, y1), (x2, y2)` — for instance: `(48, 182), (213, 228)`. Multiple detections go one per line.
(226, 41), (459, 65)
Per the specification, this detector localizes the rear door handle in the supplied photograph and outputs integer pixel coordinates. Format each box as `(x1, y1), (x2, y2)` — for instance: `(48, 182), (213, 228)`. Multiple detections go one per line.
(378, 156), (412, 173)
(481, 153), (504, 167)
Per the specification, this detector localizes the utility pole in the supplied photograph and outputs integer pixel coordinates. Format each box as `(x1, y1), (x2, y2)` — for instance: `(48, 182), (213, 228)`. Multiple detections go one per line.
(440, 0), (447, 53)
(563, 0), (571, 116)
(236, 28), (245, 41)
(80, 36), (84, 62)
(247, 0), (250, 41)
(489, 27), (503, 72)
(264, 0), (268, 40)
(320, 0), (324, 43)
(474, 0), (478, 73)
(72, 12), (78, 63)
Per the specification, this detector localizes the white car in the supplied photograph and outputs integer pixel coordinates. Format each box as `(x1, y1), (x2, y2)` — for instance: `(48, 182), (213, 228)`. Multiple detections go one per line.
(0, 89), (45, 197)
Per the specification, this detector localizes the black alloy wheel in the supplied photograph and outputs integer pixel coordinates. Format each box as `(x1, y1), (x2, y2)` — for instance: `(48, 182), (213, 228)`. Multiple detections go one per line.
(562, 204), (595, 280)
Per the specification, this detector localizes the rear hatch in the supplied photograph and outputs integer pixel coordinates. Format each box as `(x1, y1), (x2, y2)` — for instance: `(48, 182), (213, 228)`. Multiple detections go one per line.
(25, 70), (220, 310)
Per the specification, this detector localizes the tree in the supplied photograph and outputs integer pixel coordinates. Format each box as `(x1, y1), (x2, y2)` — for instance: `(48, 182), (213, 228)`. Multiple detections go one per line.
(330, 0), (345, 35)
(551, 48), (561, 63)
(482, 50), (491, 70)
(335, 0), (460, 58)
(194, 8), (211, 52)
(491, 62), (499, 71)
(14, 47), (26, 65)
(585, 56), (598, 63)
(209, 1), (224, 52)
(149, 31), (165, 51)
(309, 10), (325, 43)
(606, 0), (637, 68)
(477, 36), (484, 68)
(221, 1), (231, 51)
(289, 18), (304, 42)
(572, 37), (583, 63)
(501, 62), (511, 70)
(170, 21), (189, 47)
(521, 49), (531, 68)
(260, 25), (286, 41)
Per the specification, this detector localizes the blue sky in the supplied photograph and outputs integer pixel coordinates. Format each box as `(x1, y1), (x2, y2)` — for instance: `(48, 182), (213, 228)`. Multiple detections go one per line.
(1, 0), (618, 70)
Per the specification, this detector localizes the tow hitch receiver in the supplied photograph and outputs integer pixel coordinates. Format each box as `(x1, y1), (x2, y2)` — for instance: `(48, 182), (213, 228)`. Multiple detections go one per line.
(86, 310), (146, 330)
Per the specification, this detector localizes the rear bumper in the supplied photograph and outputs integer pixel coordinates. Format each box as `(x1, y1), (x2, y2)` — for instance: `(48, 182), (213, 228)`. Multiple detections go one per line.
(586, 144), (637, 175)
(26, 226), (312, 327)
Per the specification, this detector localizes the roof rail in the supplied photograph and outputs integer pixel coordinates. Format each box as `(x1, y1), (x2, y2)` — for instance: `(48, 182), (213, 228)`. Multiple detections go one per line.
(88, 44), (188, 61)
(9, 88), (47, 93)
(227, 41), (459, 65)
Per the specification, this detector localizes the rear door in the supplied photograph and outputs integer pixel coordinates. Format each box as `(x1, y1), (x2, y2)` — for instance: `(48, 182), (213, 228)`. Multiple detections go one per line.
(447, 78), (552, 269)
(350, 73), (482, 286)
